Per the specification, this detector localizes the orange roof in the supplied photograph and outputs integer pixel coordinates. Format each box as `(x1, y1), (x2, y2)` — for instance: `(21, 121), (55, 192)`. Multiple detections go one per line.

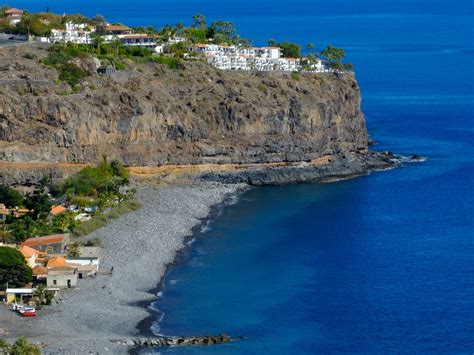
(51, 205), (67, 216)
(5, 8), (23, 15)
(22, 234), (66, 248)
(32, 265), (48, 276)
(46, 256), (67, 268)
(18, 245), (38, 258)
(105, 25), (131, 31)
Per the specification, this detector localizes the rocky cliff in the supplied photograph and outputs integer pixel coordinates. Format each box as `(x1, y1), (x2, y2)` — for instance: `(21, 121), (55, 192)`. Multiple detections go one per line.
(0, 43), (385, 185)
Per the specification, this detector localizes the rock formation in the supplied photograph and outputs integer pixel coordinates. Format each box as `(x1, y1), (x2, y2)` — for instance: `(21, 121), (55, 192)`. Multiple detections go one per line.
(0, 43), (385, 185)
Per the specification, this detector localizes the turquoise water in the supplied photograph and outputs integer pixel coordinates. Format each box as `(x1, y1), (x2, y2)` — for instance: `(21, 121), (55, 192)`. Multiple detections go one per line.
(9, 0), (474, 352)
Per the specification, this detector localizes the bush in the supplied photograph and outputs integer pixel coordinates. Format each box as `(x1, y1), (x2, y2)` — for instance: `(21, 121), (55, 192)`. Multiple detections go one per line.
(72, 199), (141, 237)
(148, 56), (182, 69)
(257, 83), (267, 93)
(59, 62), (89, 88)
(23, 53), (35, 60)
(291, 71), (301, 81)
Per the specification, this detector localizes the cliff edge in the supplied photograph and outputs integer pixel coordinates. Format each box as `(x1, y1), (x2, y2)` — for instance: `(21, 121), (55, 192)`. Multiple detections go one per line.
(0, 43), (391, 185)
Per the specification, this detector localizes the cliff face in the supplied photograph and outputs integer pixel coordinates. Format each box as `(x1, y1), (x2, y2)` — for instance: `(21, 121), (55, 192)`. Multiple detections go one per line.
(0, 43), (368, 172)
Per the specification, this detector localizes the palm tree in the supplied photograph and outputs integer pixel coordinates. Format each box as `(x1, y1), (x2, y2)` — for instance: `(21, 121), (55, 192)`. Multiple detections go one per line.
(33, 285), (47, 305)
(0, 339), (11, 353)
(90, 33), (104, 54)
(11, 337), (40, 355)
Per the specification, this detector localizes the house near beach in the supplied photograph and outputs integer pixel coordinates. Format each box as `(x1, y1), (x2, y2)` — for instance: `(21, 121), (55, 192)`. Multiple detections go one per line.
(4, 8), (24, 25)
(46, 266), (78, 288)
(66, 256), (99, 279)
(18, 245), (45, 268)
(102, 24), (132, 35)
(21, 234), (69, 254)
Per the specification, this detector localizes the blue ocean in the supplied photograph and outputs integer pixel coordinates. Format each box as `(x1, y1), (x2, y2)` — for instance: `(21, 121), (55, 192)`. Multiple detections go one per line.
(9, 0), (474, 352)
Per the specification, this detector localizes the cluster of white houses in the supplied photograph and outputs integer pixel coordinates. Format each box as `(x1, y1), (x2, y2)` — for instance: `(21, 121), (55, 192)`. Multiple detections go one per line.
(3, 7), (327, 72)
(189, 43), (325, 72)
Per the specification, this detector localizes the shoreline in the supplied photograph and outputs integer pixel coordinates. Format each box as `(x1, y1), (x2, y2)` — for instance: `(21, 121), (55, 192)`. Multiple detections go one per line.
(1, 152), (414, 353)
(134, 188), (249, 342)
(2, 181), (246, 354)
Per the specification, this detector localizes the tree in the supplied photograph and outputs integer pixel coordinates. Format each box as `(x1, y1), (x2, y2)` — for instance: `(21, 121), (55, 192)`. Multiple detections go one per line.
(268, 39), (278, 47)
(321, 44), (345, 64)
(210, 20), (237, 43)
(11, 337), (41, 355)
(33, 284), (47, 305)
(0, 185), (24, 208)
(25, 188), (52, 220)
(192, 14), (206, 29)
(52, 212), (76, 233)
(0, 230), (13, 244)
(277, 41), (302, 58)
(67, 243), (80, 258)
(0, 247), (32, 288)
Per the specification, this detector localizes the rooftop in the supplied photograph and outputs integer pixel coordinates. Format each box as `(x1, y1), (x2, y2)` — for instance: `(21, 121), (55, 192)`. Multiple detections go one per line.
(32, 265), (48, 275)
(47, 256), (67, 268)
(51, 205), (67, 216)
(5, 8), (24, 15)
(104, 25), (131, 32)
(18, 245), (39, 258)
(22, 234), (67, 248)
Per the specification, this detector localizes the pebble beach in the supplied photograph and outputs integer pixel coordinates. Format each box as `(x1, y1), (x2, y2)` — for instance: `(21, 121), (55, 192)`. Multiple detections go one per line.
(3, 182), (244, 354)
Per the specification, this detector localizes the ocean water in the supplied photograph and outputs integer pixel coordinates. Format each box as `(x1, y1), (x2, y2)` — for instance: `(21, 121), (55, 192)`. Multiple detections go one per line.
(9, 0), (474, 352)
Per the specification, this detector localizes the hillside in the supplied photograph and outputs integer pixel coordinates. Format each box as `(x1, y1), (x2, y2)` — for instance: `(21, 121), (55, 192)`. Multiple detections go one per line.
(0, 43), (391, 185)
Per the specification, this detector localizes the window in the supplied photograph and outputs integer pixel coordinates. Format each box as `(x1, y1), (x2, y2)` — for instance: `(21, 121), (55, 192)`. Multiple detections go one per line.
(53, 280), (57, 285)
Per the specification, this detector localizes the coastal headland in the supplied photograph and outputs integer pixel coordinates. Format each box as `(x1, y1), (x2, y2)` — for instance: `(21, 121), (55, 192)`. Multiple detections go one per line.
(0, 40), (405, 353)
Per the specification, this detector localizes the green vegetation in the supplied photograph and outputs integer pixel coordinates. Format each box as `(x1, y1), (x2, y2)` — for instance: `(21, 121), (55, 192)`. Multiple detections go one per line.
(32, 284), (55, 305)
(291, 71), (301, 81)
(272, 41), (302, 58)
(0, 160), (134, 243)
(0, 247), (32, 289)
(72, 199), (141, 237)
(56, 160), (129, 202)
(42, 44), (90, 89)
(320, 44), (352, 72)
(0, 336), (41, 355)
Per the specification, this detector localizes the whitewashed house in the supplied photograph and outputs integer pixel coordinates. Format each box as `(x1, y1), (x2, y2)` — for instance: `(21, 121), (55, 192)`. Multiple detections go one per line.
(4, 8), (23, 25)
(50, 22), (95, 44)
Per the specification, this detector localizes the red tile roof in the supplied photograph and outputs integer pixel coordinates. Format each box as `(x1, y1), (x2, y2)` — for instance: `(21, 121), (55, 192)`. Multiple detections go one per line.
(21, 234), (67, 248)
(51, 205), (67, 216)
(18, 245), (38, 258)
(46, 256), (67, 268)
(104, 25), (131, 32)
(32, 266), (48, 276)
(5, 8), (23, 15)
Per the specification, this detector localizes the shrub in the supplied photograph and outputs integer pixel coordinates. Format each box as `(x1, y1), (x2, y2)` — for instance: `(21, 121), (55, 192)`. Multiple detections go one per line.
(59, 62), (89, 88)
(72, 199), (141, 237)
(22, 53), (35, 60)
(148, 56), (182, 70)
(291, 71), (301, 81)
(257, 83), (267, 93)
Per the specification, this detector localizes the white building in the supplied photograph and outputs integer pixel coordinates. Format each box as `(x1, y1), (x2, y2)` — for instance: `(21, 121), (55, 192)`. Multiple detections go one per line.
(50, 22), (95, 44)
(189, 43), (323, 72)
(4, 8), (23, 25)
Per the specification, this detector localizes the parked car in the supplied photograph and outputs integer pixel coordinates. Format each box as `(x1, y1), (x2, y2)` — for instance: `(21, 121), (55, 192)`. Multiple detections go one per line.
(12, 303), (28, 312)
(20, 307), (36, 315)
(20, 310), (36, 317)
